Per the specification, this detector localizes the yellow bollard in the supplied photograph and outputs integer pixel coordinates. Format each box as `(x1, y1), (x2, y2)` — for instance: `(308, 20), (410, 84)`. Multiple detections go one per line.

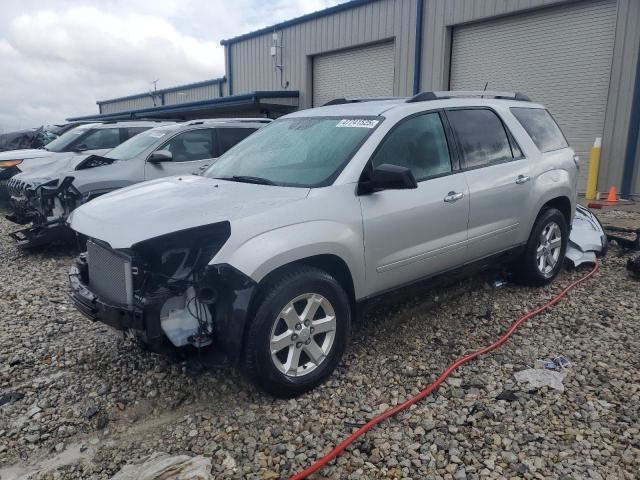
(585, 137), (601, 200)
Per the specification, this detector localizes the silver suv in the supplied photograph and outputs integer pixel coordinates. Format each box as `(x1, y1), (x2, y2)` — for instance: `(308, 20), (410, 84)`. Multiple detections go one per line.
(68, 92), (578, 397)
(6, 118), (268, 248)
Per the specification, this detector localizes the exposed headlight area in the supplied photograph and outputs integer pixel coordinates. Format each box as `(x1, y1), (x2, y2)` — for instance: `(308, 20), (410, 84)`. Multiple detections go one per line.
(131, 221), (231, 288)
(126, 222), (231, 347)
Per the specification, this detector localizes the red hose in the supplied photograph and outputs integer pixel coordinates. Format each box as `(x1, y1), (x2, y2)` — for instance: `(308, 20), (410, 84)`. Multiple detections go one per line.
(290, 263), (599, 480)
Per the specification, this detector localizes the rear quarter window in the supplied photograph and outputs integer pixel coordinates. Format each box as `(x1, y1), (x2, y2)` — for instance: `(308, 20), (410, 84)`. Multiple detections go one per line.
(446, 108), (515, 169)
(510, 108), (568, 153)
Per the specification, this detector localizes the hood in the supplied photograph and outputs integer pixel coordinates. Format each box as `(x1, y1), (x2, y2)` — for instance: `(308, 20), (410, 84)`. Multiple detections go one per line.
(69, 175), (310, 248)
(0, 148), (51, 162)
(17, 148), (110, 175)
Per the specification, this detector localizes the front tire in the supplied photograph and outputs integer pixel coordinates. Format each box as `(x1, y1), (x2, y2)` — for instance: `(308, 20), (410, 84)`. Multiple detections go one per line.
(243, 266), (351, 398)
(515, 208), (568, 286)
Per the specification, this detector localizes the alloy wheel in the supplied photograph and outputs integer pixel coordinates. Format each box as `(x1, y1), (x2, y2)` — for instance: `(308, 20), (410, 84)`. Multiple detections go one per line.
(536, 221), (562, 277)
(269, 293), (337, 377)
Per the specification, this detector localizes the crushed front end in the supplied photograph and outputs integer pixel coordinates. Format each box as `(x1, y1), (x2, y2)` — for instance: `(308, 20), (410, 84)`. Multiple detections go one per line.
(5, 176), (80, 248)
(69, 223), (256, 358)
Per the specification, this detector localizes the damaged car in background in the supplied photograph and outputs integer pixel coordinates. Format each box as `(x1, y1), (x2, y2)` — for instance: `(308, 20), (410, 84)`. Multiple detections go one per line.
(0, 120), (162, 202)
(0, 126), (58, 152)
(6, 119), (268, 247)
(0, 122), (87, 152)
(68, 91), (606, 398)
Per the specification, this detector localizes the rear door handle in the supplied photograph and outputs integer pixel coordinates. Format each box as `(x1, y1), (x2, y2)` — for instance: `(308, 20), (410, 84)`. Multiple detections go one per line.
(515, 175), (531, 184)
(444, 191), (465, 203)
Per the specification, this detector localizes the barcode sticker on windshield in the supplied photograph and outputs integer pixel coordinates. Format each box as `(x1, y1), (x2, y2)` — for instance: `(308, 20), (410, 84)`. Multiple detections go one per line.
(336, 119), (379, 128)
(149, 132), (167, 138)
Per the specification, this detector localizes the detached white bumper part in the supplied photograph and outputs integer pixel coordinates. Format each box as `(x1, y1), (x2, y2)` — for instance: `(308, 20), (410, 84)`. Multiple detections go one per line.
(566, 205), (607, 267)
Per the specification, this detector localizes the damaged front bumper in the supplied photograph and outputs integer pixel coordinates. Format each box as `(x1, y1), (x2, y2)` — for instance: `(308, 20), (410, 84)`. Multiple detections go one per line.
(6, 176), (80, 248)
(9, 217), (74, 248)
(69, 247), (257, 360)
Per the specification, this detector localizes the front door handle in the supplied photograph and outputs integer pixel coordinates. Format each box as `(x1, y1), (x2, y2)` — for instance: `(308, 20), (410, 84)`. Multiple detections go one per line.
(515, 175), (531, 184)
(444, 191), (465, 203)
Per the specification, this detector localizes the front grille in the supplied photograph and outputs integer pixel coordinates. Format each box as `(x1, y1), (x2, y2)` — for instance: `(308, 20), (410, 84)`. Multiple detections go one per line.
(87, 240), (133, 306)
(7, 177), (27, 197)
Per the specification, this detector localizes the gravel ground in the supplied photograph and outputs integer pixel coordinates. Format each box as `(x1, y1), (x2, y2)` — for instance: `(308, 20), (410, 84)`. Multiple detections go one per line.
(0, 211), (639, 480)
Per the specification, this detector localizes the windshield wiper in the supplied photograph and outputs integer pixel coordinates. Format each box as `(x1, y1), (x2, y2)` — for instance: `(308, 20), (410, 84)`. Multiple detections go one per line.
(217, 175), (275, 185)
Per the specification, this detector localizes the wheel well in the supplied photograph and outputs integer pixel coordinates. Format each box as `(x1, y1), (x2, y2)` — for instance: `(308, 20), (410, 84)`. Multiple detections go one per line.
(540, 196), (572, 226)
(294, 254), (356, 306)
(238, 255), (356, 361)
(256, 254), (356, 308)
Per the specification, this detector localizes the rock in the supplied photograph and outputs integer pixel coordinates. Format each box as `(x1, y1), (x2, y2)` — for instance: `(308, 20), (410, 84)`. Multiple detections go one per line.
(454, 466), (467, 480)
(110, 452), (212, 479)
(495, 390), (519, 402)
(221, 453), (236, 470)
(84, 405), (100, 419)
(369, 448), (382, 463)
(0, 392), (24, 406)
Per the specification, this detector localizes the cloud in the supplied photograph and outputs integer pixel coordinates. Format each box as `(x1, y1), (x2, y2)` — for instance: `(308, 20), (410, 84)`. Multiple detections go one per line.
(0, 0), (342, 131)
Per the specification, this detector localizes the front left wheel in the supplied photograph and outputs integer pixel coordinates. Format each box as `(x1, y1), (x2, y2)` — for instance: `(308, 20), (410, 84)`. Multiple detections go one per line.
(243, 265), (351, 398)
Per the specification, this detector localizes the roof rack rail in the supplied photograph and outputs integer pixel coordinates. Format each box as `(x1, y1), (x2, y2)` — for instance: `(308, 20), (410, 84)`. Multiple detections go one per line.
(323, 97), (404, 106)
(100, 118), (183, 124)
(185, 118), (272, 125)
(407, 90), (531, 103)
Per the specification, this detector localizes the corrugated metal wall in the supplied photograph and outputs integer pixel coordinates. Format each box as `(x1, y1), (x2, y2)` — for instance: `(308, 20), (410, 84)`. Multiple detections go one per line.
(99, 81), (225, 114)
(99, 95), (156, 114)
(312, 40), (395, 106)
(419, 0), (640, 195)
(228, 0), (418, 108)
(164, 83), (222, 105)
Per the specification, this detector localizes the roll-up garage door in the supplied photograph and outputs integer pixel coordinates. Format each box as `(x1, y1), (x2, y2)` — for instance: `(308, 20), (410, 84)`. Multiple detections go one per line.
(450, 0), (617, 191)
(313, 41), (395, 107)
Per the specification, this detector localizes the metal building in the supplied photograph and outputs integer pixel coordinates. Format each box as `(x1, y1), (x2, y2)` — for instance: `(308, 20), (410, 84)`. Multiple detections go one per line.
(70, 0), (640, 197)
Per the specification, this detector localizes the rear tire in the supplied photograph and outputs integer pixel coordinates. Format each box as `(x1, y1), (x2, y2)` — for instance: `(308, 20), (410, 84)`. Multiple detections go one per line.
(514, 208), (568, 286)
(243, 265), (351, 398)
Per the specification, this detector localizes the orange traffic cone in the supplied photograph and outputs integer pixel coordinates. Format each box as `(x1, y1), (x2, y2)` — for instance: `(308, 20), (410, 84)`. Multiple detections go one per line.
(607, 186), (618, 203)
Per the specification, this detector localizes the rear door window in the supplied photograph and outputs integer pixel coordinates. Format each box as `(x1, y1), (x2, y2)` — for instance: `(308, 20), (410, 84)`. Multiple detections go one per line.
(511, 107), (568, 152)
(446, 109), (514, 169)
(159, 129), (214, 162)
(215, 127), (257, 156)
(371, 112), (452, 181)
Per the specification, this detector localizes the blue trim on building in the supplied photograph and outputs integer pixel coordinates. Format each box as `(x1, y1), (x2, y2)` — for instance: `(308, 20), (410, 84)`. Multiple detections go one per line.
(220, 0), (376, 45)
(97, 77), (226, 105)
(413, 0), (424, 95)
(68, 91), (299, 122)
(621, 47), (640, 198)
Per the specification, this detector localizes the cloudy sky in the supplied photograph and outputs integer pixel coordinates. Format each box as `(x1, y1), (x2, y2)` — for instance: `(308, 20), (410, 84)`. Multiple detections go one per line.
(0, 0), (343, 132)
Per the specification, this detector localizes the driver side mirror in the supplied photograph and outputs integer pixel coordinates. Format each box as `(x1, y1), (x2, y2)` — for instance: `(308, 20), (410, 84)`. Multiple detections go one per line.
(360, 163), (418, 194)
(148, 150), (172, 163)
